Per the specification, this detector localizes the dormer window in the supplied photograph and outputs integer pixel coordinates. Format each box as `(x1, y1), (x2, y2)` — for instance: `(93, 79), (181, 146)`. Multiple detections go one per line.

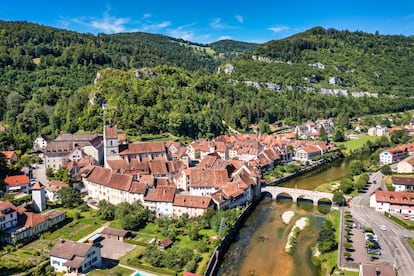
(390, 196), (394, 201)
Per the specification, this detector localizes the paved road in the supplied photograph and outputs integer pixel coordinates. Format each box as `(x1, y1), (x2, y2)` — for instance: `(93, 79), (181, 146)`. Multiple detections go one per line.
(32, 158), (49, 186)
(350, 171), (414, 276)
(350, 171), (383, 207)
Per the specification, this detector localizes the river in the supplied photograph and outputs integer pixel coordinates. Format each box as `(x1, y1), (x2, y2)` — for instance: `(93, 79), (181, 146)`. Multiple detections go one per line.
(218, 153), (371, 276)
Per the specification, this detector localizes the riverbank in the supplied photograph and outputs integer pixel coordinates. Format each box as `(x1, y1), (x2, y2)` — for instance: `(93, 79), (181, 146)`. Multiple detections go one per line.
(267, 152), (343, 186)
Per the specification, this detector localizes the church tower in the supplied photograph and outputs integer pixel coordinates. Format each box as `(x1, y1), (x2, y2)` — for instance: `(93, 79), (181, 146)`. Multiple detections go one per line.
(104, 124), (121, 168)
(31, 182), (46, 212)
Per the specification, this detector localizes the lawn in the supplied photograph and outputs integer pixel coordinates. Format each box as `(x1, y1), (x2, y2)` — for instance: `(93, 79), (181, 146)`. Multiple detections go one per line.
(314, 181), (340, 193)
(335, 135), (380, 155)
(87, 266), (133, 276)
(49, 209), (106, 241)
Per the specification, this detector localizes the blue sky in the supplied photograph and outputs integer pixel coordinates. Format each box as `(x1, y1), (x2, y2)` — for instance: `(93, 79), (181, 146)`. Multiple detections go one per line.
(1, 1), (414, 43)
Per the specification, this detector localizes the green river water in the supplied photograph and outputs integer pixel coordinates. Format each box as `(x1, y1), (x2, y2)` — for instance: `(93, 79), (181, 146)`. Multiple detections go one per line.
(218, 153), (370, 276)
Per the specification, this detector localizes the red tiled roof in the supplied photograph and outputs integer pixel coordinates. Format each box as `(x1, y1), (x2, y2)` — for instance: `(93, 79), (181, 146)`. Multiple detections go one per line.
(129, 181), (147, 194)
(374, 190), (414, 206)
(86, 166), (133, 191)
(4, 175), (30, 186)
(119, 141), (165, 155)
(391, 176), (414, 186)
(18, 212), (48, 227)
(105, 125), (117, 139)
(106, 159), (130, 171)
(31, 182), (45, 190)
(190, 168), (229, 188)
(144, 186), (175, 202)
(46, 180), (69, 192)
(173, 194), (211, 209)
(1, 150), (16, 159)
(0, 201), (17, 219)
(118, 133), (127, 142)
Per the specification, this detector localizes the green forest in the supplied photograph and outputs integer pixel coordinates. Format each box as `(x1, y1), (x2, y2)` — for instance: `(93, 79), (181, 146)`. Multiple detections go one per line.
(1, 21), (414, 152)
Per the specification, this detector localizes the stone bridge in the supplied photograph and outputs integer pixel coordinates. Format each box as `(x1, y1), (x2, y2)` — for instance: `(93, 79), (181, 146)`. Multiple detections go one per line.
(262, 186), (333, 205)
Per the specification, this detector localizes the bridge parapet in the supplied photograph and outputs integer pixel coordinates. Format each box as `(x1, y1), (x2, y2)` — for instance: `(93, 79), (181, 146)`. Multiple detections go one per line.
(262, 186), (333, 205)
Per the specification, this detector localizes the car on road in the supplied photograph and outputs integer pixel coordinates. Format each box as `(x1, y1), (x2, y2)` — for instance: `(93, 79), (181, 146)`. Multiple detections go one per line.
(380, 225), (387, 231)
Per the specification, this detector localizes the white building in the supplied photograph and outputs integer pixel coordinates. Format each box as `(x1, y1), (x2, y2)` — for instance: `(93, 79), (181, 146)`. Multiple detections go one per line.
(396, 156), (414, 173)
(369, 189), (414, 214)
(0, 201), (18, 232)
(391, 176), (414, 192)
(50, 239), (101, 274)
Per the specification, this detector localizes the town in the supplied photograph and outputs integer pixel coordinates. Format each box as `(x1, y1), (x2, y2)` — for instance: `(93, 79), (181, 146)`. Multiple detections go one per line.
(2, 116), (414, 276)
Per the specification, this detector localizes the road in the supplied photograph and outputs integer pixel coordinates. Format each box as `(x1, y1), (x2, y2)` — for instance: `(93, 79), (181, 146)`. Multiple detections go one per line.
(350, 171), (414, 276)
(32, 158), (49, 186)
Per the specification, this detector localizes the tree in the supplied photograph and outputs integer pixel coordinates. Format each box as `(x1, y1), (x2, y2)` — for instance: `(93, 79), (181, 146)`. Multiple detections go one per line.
(319, 126), (328, 142)
(390, 129), (409, 145)
(340, 178), (354, 194)
(381, 165), (392, 175)
(332, 128), (345, 142)
(333, 191), (346, 206)
(318, 220), (337, 253)
(336, 112), (350, 129)
(354, 178), (366, 192)
(98, 199), (115, 220)
(349, 160), (363, 176)
(56, 187), (81, 208)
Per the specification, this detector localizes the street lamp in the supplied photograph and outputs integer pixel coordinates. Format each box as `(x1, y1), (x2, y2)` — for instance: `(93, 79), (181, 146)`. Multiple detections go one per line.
(393, 247), (399, 271)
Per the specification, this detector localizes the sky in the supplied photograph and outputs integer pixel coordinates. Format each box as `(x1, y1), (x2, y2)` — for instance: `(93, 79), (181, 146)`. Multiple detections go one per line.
(1, 1), (414, 44)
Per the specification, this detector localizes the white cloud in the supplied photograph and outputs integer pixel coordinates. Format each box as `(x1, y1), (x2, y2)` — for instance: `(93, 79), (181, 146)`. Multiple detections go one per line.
(91, 13), (130, 33)
(219, 35), (232, 40)
(210, 18), (225, 29)
(267, 26), (289, 33)
(143, 13), (152, 19)
(141, 21), (171, 31)
(168, 26), (195, 41)
(235, 15), (244, 23)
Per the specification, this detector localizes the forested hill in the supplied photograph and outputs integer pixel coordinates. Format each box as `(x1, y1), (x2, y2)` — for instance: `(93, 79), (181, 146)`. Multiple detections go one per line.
(233, 27), (414, 96)
(1, 21), (414, 152)
(0, 20), (244, 73)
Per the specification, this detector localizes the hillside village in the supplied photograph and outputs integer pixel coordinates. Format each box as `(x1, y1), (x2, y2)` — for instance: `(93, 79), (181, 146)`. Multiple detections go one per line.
(3, 116), (414, 274)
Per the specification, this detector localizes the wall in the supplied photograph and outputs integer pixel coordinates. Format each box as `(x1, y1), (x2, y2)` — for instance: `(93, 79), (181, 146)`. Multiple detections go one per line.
(203, 200), (258, 276)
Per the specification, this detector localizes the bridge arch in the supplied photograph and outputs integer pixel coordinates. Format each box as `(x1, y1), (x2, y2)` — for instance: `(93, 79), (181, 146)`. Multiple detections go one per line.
(261, 186), (333, 206)
(275, 192), (293, 203)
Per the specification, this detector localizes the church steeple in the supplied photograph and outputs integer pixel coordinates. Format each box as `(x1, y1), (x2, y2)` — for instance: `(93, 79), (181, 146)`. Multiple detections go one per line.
(103, 124), (121, 168)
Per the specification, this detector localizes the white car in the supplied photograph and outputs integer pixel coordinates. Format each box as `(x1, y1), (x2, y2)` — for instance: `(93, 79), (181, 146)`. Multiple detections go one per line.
(380, 225), (387, 231)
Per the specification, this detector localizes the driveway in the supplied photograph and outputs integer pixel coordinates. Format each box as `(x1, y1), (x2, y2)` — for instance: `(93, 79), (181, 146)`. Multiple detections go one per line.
(100, 239), (135, 260)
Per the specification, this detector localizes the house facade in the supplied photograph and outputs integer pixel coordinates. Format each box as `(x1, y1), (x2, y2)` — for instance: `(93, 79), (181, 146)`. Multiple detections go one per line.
(50, 239), (102, 274)
(33, 134), (50, 152)
(0, 201), (65, 244)
(4, 175), (30, 193)
(369, 189), (414, 214)
(44, 133), (103, 172)
(391, 176), (414, 192)
(172, 194), (213, 218)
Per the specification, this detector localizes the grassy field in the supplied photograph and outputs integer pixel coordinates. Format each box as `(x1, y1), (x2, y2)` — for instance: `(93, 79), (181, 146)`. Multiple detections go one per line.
(87, 266), (133, 276)
(335, 135), (380, 154)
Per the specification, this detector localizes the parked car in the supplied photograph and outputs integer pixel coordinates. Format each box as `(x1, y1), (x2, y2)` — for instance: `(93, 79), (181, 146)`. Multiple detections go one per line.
(410, 216), (414, 221)
(403, 214), (409, 220)
(380, 225), (387, 231)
